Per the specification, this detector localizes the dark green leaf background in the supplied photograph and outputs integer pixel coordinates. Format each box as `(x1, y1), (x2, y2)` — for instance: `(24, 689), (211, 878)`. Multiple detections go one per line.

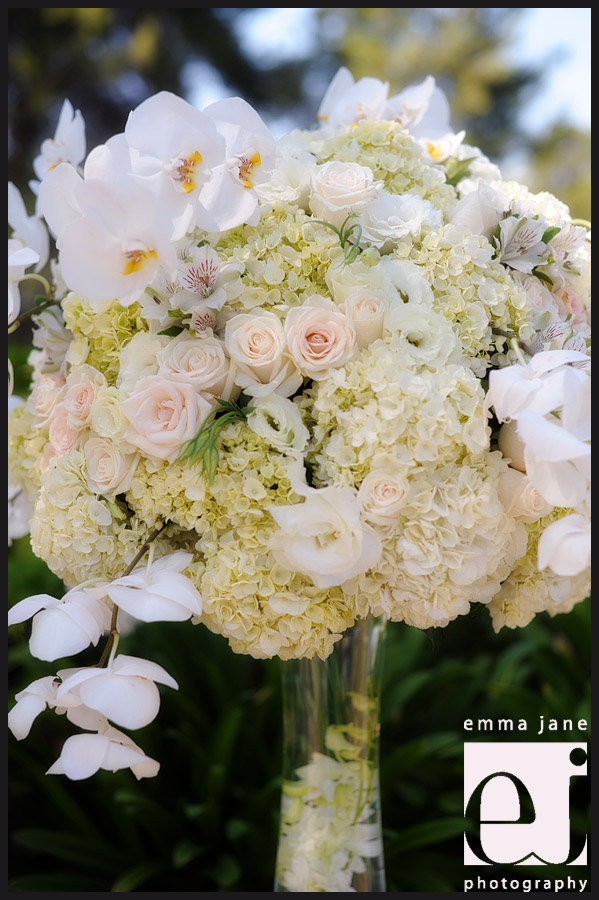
(8, 539), (590, 892)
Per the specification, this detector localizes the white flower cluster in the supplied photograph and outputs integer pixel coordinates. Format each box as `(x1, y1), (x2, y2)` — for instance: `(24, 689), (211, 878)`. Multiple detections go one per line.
(8, 69), (591, 780)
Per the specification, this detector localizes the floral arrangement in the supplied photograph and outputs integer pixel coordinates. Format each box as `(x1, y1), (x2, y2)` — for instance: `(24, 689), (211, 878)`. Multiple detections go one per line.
(8, 68), (591, 782)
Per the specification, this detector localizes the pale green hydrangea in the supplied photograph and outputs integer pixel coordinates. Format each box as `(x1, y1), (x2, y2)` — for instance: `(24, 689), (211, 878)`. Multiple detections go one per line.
(7, 404), (46, 497)
(62, 294), (148, 384)
(487, 510), (591, 632)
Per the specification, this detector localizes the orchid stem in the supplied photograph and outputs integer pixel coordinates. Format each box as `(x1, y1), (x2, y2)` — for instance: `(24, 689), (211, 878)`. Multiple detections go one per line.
(492, 327), (535, 358)
(96, 523), (164, 668)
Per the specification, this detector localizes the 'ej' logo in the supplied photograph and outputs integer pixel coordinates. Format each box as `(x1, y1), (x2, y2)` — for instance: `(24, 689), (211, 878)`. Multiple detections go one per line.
(464, 742), (587, 866)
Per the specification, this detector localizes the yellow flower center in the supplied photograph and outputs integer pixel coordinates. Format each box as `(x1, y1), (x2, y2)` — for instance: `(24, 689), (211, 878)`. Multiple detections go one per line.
(121, 248), (158, 275)
(169, 150), (204, 193)
(236, 150), (261, 188)
(426, 141), (445, 161)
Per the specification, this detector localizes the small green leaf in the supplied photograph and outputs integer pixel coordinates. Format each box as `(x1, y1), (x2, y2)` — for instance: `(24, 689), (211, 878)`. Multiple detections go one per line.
(444, 156), (476, 187)
(158, 325), (184, 337)
(203, 442), (220, 483)
(111, 862), (165, 892)
(542, 225), (561, 244)
(172, 839), (203, 868)
(533, 268), (554, 286)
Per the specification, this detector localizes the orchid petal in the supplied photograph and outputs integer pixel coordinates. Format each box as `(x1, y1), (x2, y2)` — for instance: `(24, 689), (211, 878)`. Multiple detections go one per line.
(47, 733), (109, 780)
(538, 514), (591, 576)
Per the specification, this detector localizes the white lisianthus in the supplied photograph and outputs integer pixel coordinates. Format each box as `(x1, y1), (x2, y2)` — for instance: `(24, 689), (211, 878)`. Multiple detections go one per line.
(498, 468), (553, 522)
(309, 161), (381, 229)
(156, 332), (238, 399)
(46, 725), (160, 781)
(450, 181), (508, 240)
(343, 290), (388, 348)
(358, 468), (409, 525)
(359, 191), (443, 250)
(538, 514), (591, 577)
(225, 311), (302, 398)
(84, 436), (139, 498)
(255, 146), (316, 207)
(96, 551), (203, 623)
(122, 376), (215, 462)
(269, 479), (382, 589)
(247, 396), (309, 453)
(55, 654), (178, 731)
(317, 67), (388, 128)
(386, 301), (460, 366)
(284, 296), (356, 379)
(7, 588), (111, 662)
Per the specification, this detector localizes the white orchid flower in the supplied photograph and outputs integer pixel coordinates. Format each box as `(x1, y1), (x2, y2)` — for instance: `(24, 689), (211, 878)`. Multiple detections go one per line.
(538, 513), (591, 577)
(495, 216), (549, 273)
(46, 724), (160, 781)
(55, 654), (178, 731)
(317, 67), (389, 129)
(121, 91), (227, 239)
(202, 97), (278, 230)
(96, 550), (203, 623)
(485, 349), (590, 423)
(8, 668), (96, 740)
(385, 75), (451, 140)
(8, 239), (40, 326)
(38, 166), (177, 306)
(33, 98), (86, 182)
(419, 130), (466, 163)
(7, 588), (111, 662)
(8, 183), (49, 272)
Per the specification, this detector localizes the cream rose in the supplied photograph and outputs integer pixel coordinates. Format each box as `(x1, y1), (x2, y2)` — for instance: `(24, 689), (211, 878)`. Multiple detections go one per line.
(90, 386), (130, 442)
(64, 365), (107, 431)
(358, 469), (409, 524)
(344, 290), (388, 348)
(84, 436), (139, 498)
(498, 468), (553, 522)
(309, 161), (380, 228)
(122, 376), (215, 462)
(225, 311), (302, 398)
(247, 396), (309, 452)
(48, 404), (81, 456)
(269, 484), (382, 589)
(497, 420), (526, 472)
(156, 333), (239, 400)
(28, 373), (66, 428)
(284, 296), (356, 379)
(117, 332), (170, 394)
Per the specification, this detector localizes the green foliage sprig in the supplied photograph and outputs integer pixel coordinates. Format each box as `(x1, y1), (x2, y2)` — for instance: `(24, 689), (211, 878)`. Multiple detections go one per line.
(176, 399), (249, 483)
(311, 212), (364, 264)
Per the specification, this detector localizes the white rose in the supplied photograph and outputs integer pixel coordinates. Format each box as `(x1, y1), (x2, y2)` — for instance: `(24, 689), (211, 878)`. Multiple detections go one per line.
(284, 296), (356, 379)
(247, 396), (309, 453)
(358, 469), (409, 524)
(344, 290), (388, 348)
(64, 365), (107, 430)
(269, 485), (382, 589)
(386, 302), (459, 366)
(156, 333), (239, 400)
(122, 375), (215, 462)
(498, 468), (553, 522)
(90, 386), (130, 442)
(225, 311), (303, 398)
(359, 191), (443, 250)
(117, 332), (170, 395)
(309, 161), (381, 228)
(450, 181), (508, 238)
(497, 420), (527, 472)
(84, 436), (139, 497)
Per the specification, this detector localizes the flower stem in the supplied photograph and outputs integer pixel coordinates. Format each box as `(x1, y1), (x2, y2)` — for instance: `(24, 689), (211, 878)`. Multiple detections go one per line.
(492, 327), (535, 358)
(96, 523), (164, 668)
(9, 296), (61, 333)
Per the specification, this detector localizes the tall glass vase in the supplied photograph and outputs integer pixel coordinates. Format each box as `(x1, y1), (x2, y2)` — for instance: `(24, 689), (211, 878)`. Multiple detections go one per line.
(274, 615), (387, 892)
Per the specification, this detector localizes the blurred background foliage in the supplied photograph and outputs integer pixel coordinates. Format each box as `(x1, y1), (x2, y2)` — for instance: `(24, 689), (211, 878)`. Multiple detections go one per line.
(8, 7), (591, 892)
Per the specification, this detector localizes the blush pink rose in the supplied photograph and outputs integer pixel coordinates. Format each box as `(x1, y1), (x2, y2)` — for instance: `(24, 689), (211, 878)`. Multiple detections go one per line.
(122, 376), (215, 462)
(284, 296), (356, 379)
(64, 366), (107, 430)
(48, 404), (81, 456)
